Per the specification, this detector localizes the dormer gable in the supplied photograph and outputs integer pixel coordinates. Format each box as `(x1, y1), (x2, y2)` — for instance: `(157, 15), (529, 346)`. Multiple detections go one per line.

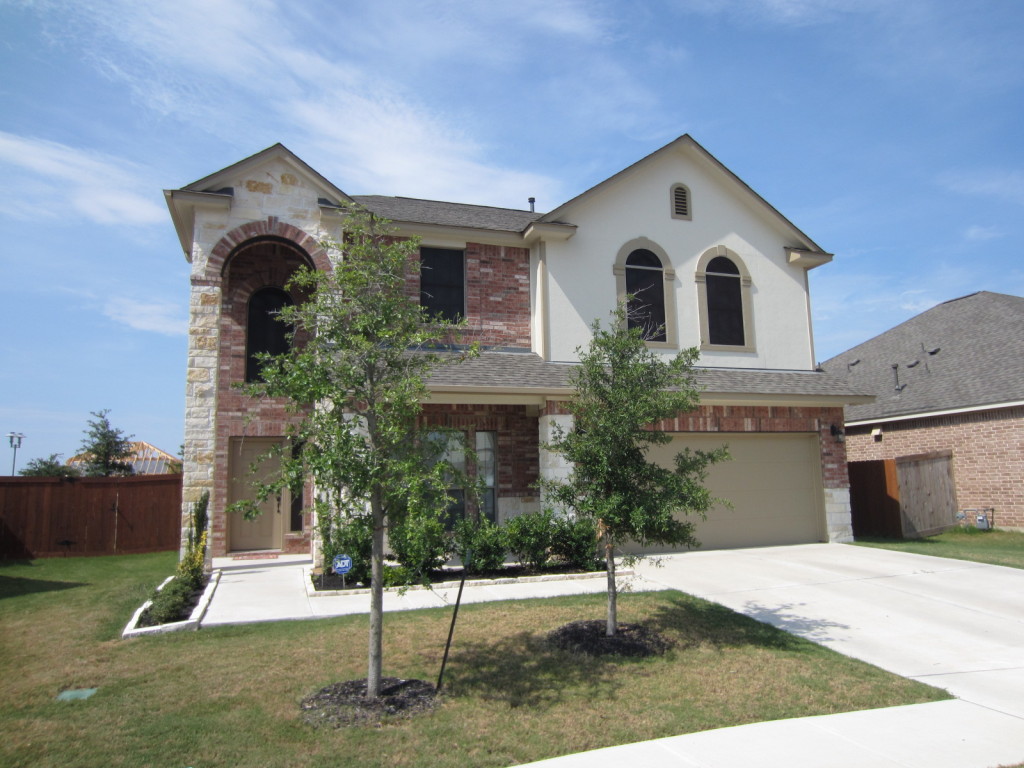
(539, 134), (831, 267)
(164, 144), (352, 261)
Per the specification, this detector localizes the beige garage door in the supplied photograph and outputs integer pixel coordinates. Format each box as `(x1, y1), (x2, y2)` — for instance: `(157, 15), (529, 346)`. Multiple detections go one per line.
(644, 433), (825, 551)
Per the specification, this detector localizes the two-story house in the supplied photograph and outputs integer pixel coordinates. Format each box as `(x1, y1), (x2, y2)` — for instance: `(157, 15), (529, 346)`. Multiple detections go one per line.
(165, 135), (869, 559)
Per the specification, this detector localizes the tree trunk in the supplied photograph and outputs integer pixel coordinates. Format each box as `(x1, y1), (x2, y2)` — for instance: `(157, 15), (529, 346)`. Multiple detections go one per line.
(604, 532), (617, 637)
(367, 492), (385, 699)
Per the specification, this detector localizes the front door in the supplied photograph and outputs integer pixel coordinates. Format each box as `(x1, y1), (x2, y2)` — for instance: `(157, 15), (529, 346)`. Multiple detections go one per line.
(229, 438), (286, 551)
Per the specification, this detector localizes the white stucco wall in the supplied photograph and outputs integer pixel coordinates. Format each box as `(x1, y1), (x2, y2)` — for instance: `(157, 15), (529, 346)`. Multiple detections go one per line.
(542, 148), (816, 370)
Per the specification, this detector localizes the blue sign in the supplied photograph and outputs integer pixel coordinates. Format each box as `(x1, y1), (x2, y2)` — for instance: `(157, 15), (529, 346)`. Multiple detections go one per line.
(332, 554), (353, 575)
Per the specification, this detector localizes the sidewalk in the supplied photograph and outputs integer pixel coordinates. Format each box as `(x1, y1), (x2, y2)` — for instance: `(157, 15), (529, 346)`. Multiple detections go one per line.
(202, 549), (1024, 768)
(203, 554), (656, 626)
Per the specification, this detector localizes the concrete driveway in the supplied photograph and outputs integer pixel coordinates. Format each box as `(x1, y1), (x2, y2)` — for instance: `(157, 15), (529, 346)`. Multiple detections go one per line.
(635, 543), (1024, 719)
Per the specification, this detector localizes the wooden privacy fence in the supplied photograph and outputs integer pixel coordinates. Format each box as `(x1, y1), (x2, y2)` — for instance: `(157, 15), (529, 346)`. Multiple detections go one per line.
(0, 475), (182, 559)
(848, 450), (959, 539)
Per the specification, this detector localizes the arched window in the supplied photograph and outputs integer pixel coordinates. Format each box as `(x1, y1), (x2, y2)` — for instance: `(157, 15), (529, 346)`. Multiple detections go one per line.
(625, 249), (667, 342)
(613, 238), (677, 347)
(246, 287), (294, 382)
(696, 246), (755, 352)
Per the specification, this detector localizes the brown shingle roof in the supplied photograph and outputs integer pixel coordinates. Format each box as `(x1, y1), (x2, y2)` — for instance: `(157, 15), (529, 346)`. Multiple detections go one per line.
(427, 350), (870, 401)
(353, 195), (542, 233)
(821, 291), (1024, 422)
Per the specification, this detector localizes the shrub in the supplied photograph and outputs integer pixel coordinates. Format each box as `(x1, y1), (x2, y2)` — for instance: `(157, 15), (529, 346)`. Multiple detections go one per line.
(505, 509), (554, 571)
(145, 578), (195, 625)
(319, 505), (373, 585)
(551, 514), (600, 570)
(388, 514), (451, 584)
(452, 516), (507, 574)
(177, 530), (207, 590)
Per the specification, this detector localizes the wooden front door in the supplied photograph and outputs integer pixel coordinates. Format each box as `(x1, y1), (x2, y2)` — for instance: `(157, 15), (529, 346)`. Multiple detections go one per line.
(228, 438), (286, 551)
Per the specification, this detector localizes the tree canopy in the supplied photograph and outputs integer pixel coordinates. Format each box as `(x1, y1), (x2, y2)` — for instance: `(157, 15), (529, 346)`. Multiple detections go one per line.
(19, 454), (80, 478)
(77, 410), (134, 477)
(546, 304), (728, 635)
(242, 204), (473, 698)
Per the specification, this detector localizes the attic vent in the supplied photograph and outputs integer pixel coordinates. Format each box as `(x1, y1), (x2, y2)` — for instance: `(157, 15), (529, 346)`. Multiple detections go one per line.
(671, 183), (691, 220)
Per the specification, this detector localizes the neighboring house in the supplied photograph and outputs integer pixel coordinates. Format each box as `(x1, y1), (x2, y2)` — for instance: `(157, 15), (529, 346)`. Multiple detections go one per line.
(67, 441), (182, 475)
(821, 291), (1024, 531)
(165, 135), (870, 559)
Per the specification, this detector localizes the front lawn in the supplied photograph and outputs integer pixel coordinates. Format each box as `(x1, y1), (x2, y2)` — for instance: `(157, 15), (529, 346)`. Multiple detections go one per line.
(0, 553), (948, 768)
(855, 528), (1024, 570)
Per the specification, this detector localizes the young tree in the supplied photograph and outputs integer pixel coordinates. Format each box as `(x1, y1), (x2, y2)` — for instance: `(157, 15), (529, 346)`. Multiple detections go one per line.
(19, 454), (80, 478)
(244, 205), (472, 699)
(546, 304), (728, 636)
(78, 410), (134, 477)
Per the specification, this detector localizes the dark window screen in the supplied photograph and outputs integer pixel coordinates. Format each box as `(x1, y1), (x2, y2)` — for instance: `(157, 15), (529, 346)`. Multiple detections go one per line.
(706, 257), (744, 346)
(625, 249), (666, 342)
(420, 248), (465, 322)
(246, 287), (293, 382)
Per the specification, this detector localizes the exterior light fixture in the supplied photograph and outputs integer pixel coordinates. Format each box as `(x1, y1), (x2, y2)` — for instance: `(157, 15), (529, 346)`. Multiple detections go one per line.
(830, 424), (845, 443)
(7, 432), (25, 475)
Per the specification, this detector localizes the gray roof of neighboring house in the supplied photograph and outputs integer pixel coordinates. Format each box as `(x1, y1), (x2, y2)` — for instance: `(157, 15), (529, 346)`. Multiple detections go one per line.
(820, 291), (1024, 423)
(427, 350), (870, 401)
(353, 195), (543, 233)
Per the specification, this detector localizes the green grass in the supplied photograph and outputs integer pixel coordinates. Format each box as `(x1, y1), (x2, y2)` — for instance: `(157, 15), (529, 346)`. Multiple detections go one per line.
(0, 553), (948, 768)
(855, 528), (1024, 570)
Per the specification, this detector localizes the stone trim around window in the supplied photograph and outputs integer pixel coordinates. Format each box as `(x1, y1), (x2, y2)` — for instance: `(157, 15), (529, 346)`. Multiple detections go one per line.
(612, 237), (678, 349)
(695, 245), (756, 353)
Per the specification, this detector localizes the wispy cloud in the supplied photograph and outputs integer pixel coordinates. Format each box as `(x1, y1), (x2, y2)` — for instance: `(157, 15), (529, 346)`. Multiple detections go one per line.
(963, 225), (1002, 242)
(0, 132), (165, 225)
(103, 297), (186, 336)
(939, 168), (1024, 207)
(28, 0), (575, 207)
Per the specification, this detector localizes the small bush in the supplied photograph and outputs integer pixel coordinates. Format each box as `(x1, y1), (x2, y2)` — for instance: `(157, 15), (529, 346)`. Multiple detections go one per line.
(452, 517), (507, 574)
(505, 509), (554, 571)
(320, 507), (373, 585)
(145, 578), (195, 625)
(177, 530), (207, 590)
(388, 514), (451, 583)
(551, 514), (600, 570)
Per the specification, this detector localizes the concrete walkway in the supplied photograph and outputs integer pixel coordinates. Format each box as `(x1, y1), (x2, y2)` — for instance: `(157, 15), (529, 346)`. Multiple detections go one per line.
(203, 545), (1024, 768)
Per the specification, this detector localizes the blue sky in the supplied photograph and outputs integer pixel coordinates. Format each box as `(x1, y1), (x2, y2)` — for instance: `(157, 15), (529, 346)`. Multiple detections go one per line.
(1, 0), (1022, 471)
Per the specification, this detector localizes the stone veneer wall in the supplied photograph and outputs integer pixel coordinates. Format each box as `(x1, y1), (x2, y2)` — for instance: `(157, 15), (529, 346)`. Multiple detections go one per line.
(180, 161), (337, 559)
(539, 402), (853, 543)
(846, 406), (1024, 531)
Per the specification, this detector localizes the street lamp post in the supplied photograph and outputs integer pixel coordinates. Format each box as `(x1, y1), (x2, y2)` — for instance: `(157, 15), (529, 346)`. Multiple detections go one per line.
(7, 432), (25, 476)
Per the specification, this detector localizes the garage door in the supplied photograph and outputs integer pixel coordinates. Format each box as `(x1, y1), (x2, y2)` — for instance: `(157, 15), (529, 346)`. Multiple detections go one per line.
(643, 433), (825, 551)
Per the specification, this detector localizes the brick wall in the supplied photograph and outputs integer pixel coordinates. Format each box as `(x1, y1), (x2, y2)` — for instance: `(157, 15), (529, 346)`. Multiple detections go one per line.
(406, 243), (531, 348)
(209, 240), (314, 556)
(846, 406), (1024, 530)
(420, 403), (539, 499)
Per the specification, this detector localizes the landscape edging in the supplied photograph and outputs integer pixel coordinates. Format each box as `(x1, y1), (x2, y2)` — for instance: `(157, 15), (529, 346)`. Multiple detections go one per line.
(121, 570), (221, 639)
(304, 566), (631, 598)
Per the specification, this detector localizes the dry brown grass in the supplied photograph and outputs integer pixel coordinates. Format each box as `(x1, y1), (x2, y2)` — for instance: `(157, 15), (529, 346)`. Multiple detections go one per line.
(0, 554), (948, 768)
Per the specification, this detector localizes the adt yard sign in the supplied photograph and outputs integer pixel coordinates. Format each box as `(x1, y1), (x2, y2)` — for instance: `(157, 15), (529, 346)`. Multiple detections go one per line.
(332, 554), (353, 575)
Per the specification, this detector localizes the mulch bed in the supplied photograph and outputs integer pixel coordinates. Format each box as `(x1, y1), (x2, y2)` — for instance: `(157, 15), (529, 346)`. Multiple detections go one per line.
(135, 578), (208, 628)
(300, 677), (438, 728)
(546, 620), (673, 657)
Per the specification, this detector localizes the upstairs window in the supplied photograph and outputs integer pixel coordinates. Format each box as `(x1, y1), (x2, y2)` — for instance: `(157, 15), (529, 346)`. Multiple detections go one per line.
(670, 183), (692, 220)
(696, 246), (755, 352)
(625, 249), (667, 342)
(420, 247), (465, 322)
(246, 287), (293, 382)
(613, 238), (677, 348)
(706, 257), (743, 346)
